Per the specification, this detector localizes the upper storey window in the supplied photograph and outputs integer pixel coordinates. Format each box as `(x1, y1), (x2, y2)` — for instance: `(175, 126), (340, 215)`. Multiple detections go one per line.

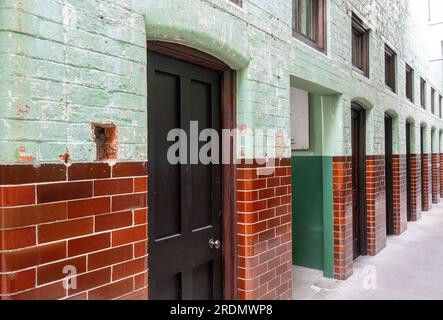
(352, 13), (369, 77)
(384, 45), (397, 92)
(420, 78), (426, 109)
(440, 95), (442, 119)
(292, 0), (327, 52)
(405, 64), (414, 102)
(431, 88), (436, 114)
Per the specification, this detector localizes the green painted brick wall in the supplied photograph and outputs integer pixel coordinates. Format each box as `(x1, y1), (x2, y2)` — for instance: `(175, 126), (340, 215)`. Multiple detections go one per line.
(1, 0), (443, 165)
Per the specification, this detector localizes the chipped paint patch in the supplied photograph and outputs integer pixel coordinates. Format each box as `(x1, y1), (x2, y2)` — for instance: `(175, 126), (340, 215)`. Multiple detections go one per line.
(16, 104), (30, 118)
(59, 152), (71, 165)
(18, 146), (36, 163)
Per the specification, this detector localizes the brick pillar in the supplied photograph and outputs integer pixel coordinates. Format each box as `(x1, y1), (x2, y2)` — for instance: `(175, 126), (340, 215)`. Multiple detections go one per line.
(0, 162), (148, 300)
(392, 155), (407, 235)
(440, 153), (443, 199)
(409, 154), (422, 221)
(366, 156), (386, 256)
(432, 153), (440, 204)
(422, 154), (431, 211)
(237, 159), (292, 300)
(332, 157), (353, 280)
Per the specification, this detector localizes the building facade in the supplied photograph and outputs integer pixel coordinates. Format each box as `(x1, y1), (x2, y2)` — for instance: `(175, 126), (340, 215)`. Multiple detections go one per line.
(0, 0), (442, 300)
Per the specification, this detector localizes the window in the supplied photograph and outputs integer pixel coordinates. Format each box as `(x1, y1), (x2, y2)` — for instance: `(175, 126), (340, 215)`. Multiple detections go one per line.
(431, 88), (435, 114)
(229, 0), (242, 6)
(438, 96), (443, 119)
(384, 45), (396, 92)
(352, 13), (369, 77)
(292, 0), (327, 52)
(420, 78), (426, 109)
(440, 95), (442, 119)
(405, 64), (414, 102)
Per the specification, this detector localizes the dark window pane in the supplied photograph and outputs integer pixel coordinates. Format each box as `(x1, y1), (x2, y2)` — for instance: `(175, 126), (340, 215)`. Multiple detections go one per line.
(293, 0), (298, 32)
(229, 0), (242, 6)
(420, 78), (426, 108)
(385, 45), (396, 92)
(406, 64), (413, 102)
(431, 88), (435, 114)
(292, 0), (326, 52)
(352, 13), (369, 77)
(300, 0), (313, 38)
(440, 96), (442, 118)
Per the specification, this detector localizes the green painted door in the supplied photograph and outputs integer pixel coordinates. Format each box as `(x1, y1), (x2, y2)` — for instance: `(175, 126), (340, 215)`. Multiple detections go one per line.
(292, 157), (324, 271)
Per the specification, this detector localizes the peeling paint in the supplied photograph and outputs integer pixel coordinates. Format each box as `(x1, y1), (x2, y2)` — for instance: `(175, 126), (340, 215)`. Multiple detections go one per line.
(18, 146), (36, 163)
(16, 104), (30, 118)
(59, 152), (71, 165)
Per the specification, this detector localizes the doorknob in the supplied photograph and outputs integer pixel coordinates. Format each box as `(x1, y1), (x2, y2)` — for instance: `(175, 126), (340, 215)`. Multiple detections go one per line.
(209, 239), (221, 250)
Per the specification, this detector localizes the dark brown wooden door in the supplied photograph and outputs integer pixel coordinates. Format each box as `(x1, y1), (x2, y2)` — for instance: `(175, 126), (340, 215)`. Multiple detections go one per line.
(385, 116), (394, 235)
(147, 51), (223, 300)
(351, 107), (367, 259)
(351, 111), (361, 259)
(421, 126), (425, 211)
(406, 123), (412, 221)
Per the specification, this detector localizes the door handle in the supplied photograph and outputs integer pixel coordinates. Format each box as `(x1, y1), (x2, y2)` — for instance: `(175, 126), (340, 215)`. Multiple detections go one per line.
(209, 239), (221, 250)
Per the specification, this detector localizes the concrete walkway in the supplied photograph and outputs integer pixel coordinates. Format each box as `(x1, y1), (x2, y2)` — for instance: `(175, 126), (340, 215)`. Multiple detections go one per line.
(293, 202), (443, 300)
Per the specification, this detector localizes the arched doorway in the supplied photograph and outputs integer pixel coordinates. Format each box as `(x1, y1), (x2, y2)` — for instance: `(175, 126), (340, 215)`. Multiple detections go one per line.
(406, 121), (413, 221)
(420, 124), (429, 212)
(384, 114), (394, 235)
(147, 42), (236, 300)
(351, 103), (367, 259)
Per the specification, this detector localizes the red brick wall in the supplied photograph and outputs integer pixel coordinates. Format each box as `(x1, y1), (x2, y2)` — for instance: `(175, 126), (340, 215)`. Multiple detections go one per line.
(432, 153), (440, 204)
(332, 157), (353, 280)
(440, 154), (443, 199)
(237, 159), (292, 300)
(366, 156), (386, 256)
(422, 154), (432, 212)
(0, 162), (148, 300)
(408, 154), (422, 221)
(392, 155), (407, 235)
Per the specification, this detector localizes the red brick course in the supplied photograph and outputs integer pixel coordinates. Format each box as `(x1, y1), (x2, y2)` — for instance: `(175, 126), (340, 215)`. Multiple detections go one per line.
(332, 157), (353, 280)
(408, 154), (422, 221)
(0, 162), (148, 300)
(392, 155), (407, 235)
(440, 154), (443, 199)
(1, 159), (291, 301)
(366, 155), (386, 256)
(432, 153), (440, 204)
(422, 154), (432, 211)
(237, 159), (292, 300)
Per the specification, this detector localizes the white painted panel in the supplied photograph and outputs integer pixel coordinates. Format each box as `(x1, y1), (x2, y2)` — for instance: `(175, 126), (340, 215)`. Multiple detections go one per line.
(290, 87), (310, 150)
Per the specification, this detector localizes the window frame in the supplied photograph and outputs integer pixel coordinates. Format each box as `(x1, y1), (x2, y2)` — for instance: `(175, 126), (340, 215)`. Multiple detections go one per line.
(440, 95), (442, 119)
(384, 44), (397, 93)
(292, 0), (327, 53)
(420, 78), (426, 109)
(229, 0), (242, 6)
(351, 13), (370, 77)
(431, 87), (436, 114)
(405, 64), (414, 102)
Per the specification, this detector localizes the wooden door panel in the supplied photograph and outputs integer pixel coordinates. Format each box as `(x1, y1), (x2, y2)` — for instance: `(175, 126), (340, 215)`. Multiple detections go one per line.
(385, 116), (394, 235)
(406, 123), (412, 221)
(148, 50), (223, 300)
(351, 111), (360, 259)
(421, 127), (425, 210)
(351, 106), (367, 259)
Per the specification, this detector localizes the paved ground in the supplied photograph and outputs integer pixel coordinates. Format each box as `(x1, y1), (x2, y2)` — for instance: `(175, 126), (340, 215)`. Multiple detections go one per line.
(293, 202), (443, 300)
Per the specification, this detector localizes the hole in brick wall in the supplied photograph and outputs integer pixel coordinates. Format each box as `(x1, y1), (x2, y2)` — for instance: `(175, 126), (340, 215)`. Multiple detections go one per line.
(92, 123), (118, 161)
